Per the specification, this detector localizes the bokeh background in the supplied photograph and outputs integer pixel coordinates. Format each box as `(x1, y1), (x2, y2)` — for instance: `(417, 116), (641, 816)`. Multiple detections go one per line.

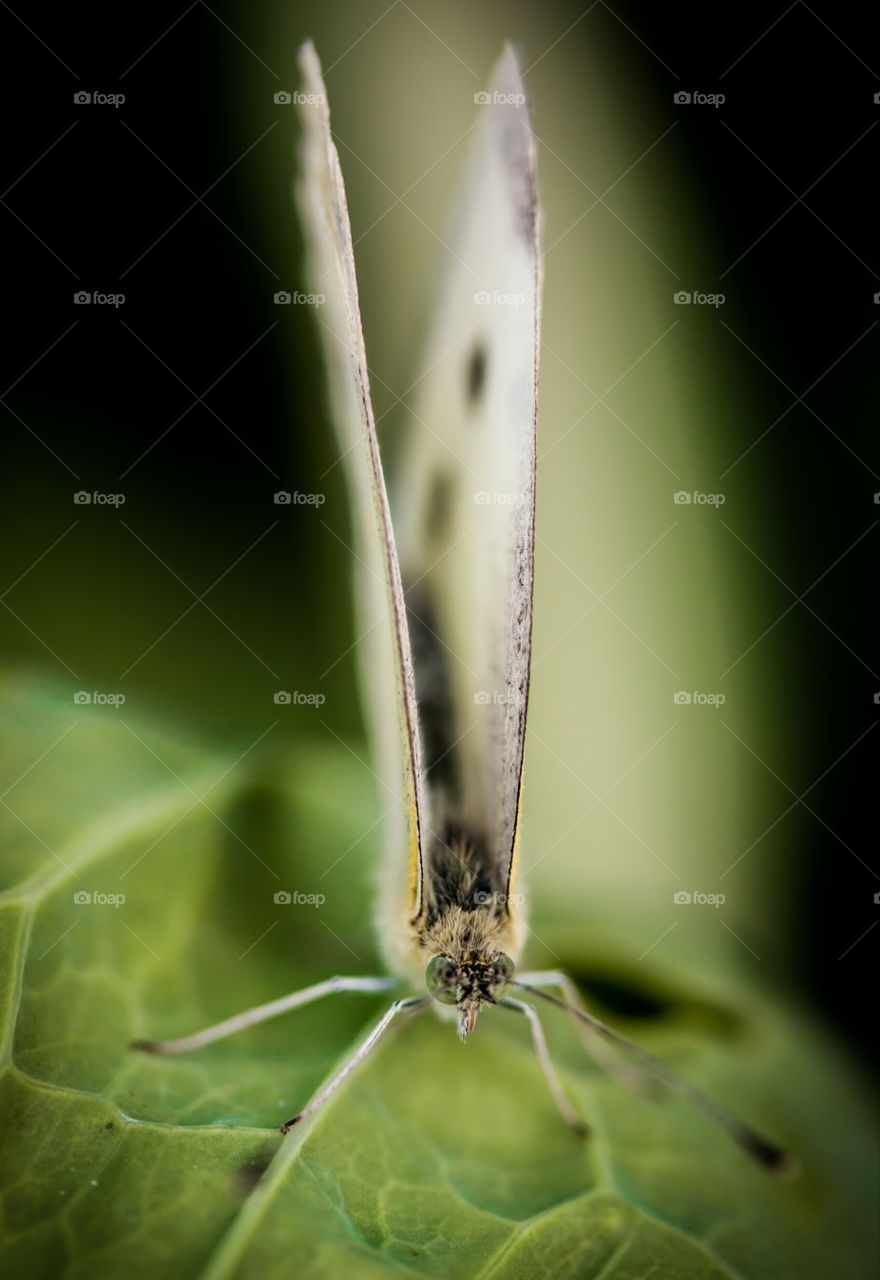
(1, 0), (875, 1072)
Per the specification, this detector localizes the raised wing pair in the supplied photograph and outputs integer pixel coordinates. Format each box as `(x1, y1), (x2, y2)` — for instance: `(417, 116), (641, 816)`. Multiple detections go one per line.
(133, 42), (792, 1175)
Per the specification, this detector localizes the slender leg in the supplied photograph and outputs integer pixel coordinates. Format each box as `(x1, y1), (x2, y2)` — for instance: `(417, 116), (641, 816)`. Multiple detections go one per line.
(280, 995), (429, 1134)
(518, 970), (657, 1096)
(499, 997), (589, 1136)
(130, 976), (399, 1055)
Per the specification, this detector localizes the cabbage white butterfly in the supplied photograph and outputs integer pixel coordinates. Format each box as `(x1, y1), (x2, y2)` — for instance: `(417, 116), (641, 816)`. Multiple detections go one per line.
(133, 41), (792, 1175)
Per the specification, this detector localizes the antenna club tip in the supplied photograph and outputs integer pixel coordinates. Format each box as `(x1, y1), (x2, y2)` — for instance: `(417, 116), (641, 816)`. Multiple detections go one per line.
(129, 1039), (160, 1054)
(743, 1132), (800, 1179)
(768, 1150), (800, 1181)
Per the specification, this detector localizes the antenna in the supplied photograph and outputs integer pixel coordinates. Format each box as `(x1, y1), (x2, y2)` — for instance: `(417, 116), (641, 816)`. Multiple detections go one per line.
(513, 980), (797, 1177)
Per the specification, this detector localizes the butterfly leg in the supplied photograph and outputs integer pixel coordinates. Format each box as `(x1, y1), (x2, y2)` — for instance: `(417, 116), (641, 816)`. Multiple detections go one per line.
(130, 975), (399, 1055)
(280, 995), (430, 1133)
(499, 997), (589, 1136)
(517, 970), (657, 1096)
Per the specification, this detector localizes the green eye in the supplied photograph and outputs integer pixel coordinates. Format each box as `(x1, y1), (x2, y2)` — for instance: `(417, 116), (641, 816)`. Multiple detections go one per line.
(490, 953), (515, 999)
(425, 955), (458, 1004)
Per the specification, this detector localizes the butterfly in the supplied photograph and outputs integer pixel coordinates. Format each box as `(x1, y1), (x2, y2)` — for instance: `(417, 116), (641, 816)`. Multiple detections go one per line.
(133, 40), (792, 1176)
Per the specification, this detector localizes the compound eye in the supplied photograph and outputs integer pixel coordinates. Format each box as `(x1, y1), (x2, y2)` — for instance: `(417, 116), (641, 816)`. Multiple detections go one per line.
(425, 955), (458, 1005)
(489, 953), (515, 1000)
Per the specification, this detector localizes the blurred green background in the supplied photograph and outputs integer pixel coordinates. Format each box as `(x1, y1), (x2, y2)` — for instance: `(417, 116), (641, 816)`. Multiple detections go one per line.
(1, 3), (877, 1276)
(1, 0), (875, 1043)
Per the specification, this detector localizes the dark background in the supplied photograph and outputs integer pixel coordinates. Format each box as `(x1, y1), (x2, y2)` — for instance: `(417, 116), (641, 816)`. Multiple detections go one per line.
(0, 2), (876, 1062)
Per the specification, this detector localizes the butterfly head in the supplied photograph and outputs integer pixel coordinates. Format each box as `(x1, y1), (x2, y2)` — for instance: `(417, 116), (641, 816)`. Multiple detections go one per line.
(425, 950), (516, 1039)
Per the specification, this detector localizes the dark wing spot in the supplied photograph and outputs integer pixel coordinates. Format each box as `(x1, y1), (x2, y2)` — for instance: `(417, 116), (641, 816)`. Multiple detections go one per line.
(406, 587), (460, 802)
(424, 470), (455, 544)
(465, 342), (488, 407)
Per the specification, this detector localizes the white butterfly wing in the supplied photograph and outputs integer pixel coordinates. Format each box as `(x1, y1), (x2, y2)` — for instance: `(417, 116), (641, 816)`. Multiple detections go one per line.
(296, 43), (428, 932)
(394, 46), (541, 904)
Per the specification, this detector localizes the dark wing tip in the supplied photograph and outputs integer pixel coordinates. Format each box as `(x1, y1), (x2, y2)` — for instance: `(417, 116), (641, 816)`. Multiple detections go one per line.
(740, 1130), (800, 1179)
(129, 1039), (159, 1055)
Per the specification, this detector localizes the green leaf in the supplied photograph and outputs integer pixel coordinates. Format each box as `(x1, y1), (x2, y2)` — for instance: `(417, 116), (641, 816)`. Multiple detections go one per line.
(0, 680), (876, 1278)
